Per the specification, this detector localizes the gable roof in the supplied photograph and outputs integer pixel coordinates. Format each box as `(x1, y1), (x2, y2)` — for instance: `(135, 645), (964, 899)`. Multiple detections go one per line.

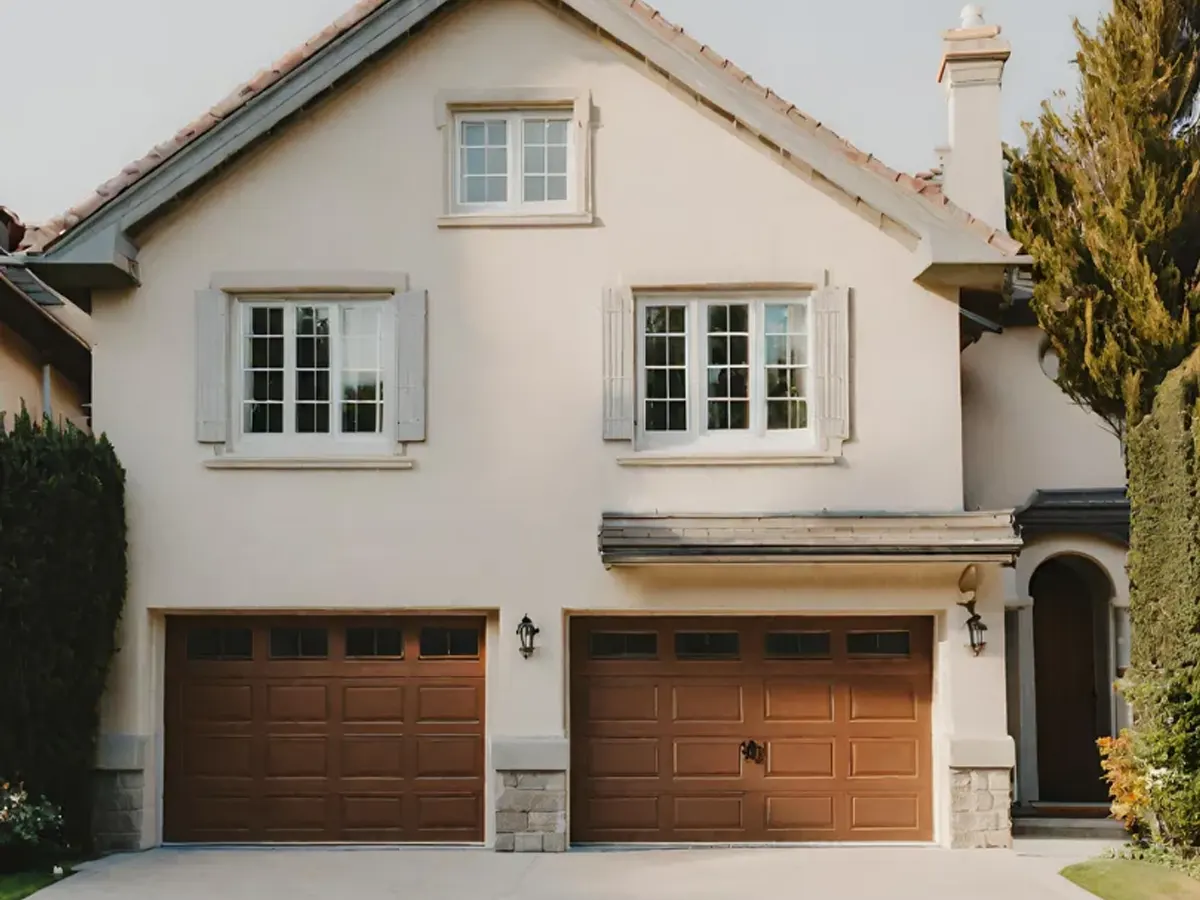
(18, 0), (1022, 265)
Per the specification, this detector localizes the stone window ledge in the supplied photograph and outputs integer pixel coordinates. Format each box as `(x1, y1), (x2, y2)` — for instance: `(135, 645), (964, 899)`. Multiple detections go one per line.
(205, 456), (415, 471)
(617, 452), (839, 468)
(437, 213), (594, 229)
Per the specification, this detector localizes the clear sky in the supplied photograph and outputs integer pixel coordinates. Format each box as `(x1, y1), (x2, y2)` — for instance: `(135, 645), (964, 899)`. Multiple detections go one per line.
(0, 0), (1109, 224)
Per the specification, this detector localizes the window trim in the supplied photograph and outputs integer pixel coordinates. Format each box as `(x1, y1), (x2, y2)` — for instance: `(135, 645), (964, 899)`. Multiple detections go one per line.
(231, 293), (396, 458)
(437, 88), (592, 225)
(634, 292), (816, 453)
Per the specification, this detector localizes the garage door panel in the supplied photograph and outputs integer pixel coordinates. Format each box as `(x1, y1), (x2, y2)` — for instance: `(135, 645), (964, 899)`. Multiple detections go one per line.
(765, 794), (837, 831)
(165, 616), (485, 843)
(672, 683), (744, 723)
(267, 684), (329, 722)
(766, 739), (836, 778)
(673, 738), (743, 778)
(571, 616), (932, 844)
(763, 681), (835, 722)
(849, 739), (919, 778)
(342, 684), (405, 723)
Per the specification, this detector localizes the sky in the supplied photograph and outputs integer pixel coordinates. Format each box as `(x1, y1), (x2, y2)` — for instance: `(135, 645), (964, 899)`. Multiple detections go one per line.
(0, 0), (1110, 224)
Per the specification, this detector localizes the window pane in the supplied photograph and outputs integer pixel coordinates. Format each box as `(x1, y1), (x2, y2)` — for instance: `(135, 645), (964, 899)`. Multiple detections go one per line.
(486, 176), (507, 203)
(346, 627), (403, 658)
(706, 303), (750, 432)
(270, 627), (328, 659)
(340, 307), (384, 435)
(464, 177), (486, 203)
(524, 146), (546, 173)
(486, 148), (507, 175)
(675, 632), (739, 659)
(464, 147), (486, 175)
(547, 119), (569, 144)
(765, 631), (831, 659)
(244, 306), (285, 434)
(460, 119), (507, 204)
(763, 301), (810, 431)
(186, 628), (221, 660)
(524, 176), (545, 202)
(546, 176), (568, 201)
(294, 307), (331, 435)
(767, 399), (808, 430)
(462, 122), (486, 145)
(846, 631), (911, 657)
(547, 146), (568, 174)
(187, 627), (253, 661)
(420, 626), (480, 658)
(523, 119), (546, 144)
(589, 632), (658, 659)
(643, 305), (688, 432)
(487, 120), (507, 144)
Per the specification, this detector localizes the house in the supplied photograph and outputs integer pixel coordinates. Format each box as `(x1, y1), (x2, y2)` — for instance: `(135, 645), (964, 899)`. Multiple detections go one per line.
(0, 207), (91, 429)
(15, 0), (1069, 853)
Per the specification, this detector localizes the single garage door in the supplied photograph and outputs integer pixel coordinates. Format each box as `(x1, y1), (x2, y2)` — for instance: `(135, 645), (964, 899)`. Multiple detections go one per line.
(164, 616), (485, 843)
(570, 616), (932, 843)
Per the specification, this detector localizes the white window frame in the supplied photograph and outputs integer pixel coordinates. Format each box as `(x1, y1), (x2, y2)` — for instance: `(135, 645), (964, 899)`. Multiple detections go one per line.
(232, 295), (396, 458)
(436, 88), (592, 225)
(634, 292), (816, 453)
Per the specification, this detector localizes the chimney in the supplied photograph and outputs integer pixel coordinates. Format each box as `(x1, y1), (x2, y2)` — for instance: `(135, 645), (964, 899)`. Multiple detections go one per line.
(936, 5), (1011, 231)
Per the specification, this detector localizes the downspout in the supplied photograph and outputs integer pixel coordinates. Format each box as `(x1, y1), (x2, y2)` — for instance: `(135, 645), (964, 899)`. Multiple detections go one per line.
(41, 363), (52, 421)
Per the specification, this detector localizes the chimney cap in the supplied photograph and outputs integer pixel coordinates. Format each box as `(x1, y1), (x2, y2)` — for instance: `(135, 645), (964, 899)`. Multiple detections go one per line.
(960, 5), (986, 28)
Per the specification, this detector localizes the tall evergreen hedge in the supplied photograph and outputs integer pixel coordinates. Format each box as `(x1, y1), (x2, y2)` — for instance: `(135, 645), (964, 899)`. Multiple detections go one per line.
(0, 410), (126, 851)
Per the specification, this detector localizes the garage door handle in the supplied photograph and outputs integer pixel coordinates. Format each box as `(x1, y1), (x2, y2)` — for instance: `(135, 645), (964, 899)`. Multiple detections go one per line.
(740, 740), (765, 764)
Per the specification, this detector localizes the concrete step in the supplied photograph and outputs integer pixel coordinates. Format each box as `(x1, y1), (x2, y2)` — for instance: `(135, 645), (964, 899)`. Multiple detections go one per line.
(1012, 816), (1128, 840)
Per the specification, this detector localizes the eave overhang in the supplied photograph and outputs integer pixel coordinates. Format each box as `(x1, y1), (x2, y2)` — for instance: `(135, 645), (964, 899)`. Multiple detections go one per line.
(599, 511), (1021, 567)
(1015, 488), (1129, 547)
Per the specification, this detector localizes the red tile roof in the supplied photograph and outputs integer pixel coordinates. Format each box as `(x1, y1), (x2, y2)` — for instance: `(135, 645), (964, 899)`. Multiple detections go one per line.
(19, 0), (1021, 256)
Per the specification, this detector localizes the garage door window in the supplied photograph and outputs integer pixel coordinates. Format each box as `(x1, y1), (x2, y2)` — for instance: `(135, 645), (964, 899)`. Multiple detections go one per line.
(269, 626), (329, 659)
(420, 626), (480, 658)
(186, 626), (252, 661)
(674, 631), (740, 659)
(345, 626), (404, 658)
(589, 631), (658, 659)
(765, 630), (831, 659)
(846, 630), (910, 657)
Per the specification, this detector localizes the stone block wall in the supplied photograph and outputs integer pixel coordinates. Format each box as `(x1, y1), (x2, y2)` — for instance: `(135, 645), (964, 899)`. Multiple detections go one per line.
(92, 770), (144, 853)
(495, 771), (567, 852)
(951, 767), (1012, 849)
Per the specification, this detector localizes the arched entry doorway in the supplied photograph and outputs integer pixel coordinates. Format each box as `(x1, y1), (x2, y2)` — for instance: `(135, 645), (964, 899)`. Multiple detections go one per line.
(1030, 555), (1114, 803)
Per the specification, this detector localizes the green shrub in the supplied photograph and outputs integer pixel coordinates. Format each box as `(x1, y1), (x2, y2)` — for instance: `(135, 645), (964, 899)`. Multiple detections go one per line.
(0, 410), (126, 853)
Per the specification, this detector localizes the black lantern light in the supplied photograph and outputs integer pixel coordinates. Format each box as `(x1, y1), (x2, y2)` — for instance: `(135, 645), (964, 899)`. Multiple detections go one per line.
(958, 599), (988, 656)
(516, 614), (540, 659)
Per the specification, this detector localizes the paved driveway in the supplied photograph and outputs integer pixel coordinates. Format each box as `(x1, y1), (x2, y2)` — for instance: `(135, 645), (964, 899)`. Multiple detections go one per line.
(37, 839), (1113, 899)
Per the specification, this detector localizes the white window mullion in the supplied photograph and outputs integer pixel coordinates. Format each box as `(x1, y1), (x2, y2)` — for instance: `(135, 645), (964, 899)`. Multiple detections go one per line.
(690, 299), (702, 440)
(509, 112), (521, 214)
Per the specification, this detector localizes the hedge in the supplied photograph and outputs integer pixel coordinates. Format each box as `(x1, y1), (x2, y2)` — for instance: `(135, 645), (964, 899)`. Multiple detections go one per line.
(0, 409), (127, 852)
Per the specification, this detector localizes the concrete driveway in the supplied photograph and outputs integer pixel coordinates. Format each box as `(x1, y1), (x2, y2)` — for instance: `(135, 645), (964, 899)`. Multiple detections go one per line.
(37, 839), (1113, 900)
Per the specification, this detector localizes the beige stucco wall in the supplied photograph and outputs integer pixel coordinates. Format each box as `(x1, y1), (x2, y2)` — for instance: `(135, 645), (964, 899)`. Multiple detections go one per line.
(0, 321), (87, 429)
(962, 326), (1125, 510)
(88, 0), (1007, 847)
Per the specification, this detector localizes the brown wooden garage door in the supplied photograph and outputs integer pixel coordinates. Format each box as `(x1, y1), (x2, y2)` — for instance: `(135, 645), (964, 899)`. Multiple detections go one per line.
(571, 616), (932, 843)
(164, 616), (485, 843)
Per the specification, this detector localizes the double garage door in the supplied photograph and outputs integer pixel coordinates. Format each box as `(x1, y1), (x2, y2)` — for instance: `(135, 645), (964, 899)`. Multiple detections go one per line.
(165, 614), (931, 845)
(164, 616), (485, 843)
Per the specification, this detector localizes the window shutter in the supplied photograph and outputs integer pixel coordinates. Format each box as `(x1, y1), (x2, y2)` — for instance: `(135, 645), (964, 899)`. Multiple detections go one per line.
(813, 285), (850, 445)
(195, 289), (229, 444)
(394, 289), (428, 442)
(602, 286), (635, 441)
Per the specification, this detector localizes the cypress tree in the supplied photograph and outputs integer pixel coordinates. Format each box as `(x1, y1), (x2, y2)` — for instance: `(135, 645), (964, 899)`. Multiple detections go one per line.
(1008, 0), (1200, 435)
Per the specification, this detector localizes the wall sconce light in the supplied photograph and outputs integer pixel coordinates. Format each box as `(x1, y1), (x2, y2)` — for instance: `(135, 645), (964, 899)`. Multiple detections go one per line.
(516, 614), (540, 659)
(958, 599), (988, 656)
(957, 564), (986, 655)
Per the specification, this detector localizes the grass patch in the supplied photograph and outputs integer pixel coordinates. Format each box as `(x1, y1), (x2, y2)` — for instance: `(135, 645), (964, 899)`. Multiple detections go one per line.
(1063, 858), (1200, 900)
(0, 871), (61, 900)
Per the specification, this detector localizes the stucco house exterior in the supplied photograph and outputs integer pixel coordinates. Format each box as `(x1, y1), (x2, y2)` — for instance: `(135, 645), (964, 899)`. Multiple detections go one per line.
(11, 0), (1125, 853)
(0, 207), (91, 429)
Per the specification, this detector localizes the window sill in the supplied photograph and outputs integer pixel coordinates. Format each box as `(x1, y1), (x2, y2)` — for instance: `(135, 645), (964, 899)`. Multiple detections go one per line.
(205, 456), (415, 471)
(616, 452), (838, 468)
(437, 212), (594, 229)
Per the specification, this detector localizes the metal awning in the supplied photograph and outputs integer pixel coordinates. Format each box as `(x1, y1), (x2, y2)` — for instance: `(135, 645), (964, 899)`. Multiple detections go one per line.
(599, 511), (1021, 566)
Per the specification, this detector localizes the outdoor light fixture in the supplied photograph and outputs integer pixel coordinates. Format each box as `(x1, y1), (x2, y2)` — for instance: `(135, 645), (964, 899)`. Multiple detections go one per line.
(958, 599), (988, 656)
(956, 564), (987, 655)
(516, 614), (540, 659)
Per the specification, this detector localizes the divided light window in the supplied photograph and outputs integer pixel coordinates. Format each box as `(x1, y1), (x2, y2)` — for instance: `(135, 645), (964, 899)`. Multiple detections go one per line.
(239, 300), (393, 450)
(454, 110), (574, 214)
(637, 295), (812, 449)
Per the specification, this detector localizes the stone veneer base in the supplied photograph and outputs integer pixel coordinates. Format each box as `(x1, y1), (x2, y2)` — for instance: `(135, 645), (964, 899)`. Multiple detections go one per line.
(495, 771), (567, 852)
(92, 770), (144, 853)
(951, 767), (1013, 849)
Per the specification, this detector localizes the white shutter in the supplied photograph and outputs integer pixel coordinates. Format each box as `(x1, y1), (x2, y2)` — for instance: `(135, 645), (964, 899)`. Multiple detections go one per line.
(813, 285), (850, 446)
(195, 289), (229, 444)
(602, 286), (635, 441)
(394, 289), (428, 442)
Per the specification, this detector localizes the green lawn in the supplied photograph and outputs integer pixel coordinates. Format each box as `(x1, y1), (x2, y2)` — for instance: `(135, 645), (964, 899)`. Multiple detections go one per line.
(1063, 859), (1200, 900)
(0, 872), (58, 900)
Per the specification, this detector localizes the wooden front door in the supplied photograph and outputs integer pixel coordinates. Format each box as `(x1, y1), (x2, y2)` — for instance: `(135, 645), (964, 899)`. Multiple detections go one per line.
(570, 616), (933, 843)
(164, 615), (485, 843)
(1032, 562), (1109, 803)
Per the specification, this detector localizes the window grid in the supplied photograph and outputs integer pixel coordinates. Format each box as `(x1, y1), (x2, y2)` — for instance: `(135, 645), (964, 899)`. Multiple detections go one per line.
(636, 295), (814, 448)
(453, 110), (574, 214)
(239, 301), (390, 448)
